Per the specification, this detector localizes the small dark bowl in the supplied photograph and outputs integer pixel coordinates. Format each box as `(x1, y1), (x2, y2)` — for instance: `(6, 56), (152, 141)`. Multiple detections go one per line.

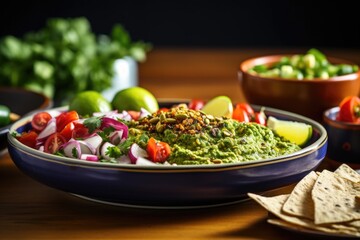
(323, 107), (360, 169)
(0, 87), (52, 152)
(239, 55), (360, 122)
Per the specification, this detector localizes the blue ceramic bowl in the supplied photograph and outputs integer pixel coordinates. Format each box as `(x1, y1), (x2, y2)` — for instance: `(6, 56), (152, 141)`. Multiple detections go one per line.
(7, 105), (327, 209)
(0, 87), (51, 152)
(323, 107), (360, 168)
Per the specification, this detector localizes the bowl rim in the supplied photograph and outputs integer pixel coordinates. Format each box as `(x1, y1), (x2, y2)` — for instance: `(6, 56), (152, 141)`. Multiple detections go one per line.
(239, 54), (360, 82)
(323, 106), (360, 130)
(0, 87), (52, 134)
(7, 105), (328, 172)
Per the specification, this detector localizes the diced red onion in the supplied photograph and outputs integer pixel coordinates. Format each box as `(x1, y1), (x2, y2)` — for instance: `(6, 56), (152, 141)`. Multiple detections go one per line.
(83, 134), (103, 151)
(78, 140), (96, 155)
(136, 157), (157, 166)
(139, 108), (151, 119)
(80, 154), (99, 162)
(121, 111), (132, 121)
(61, 139), (81, 159)
(100, 142), (115, 160)
(109, 130), (124, 145)
(100, 117), (128, 139)
(128, 143), (149, 164)
(37, 118), (56, 141)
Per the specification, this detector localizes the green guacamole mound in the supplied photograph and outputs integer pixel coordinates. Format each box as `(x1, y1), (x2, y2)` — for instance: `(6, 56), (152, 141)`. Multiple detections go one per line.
(126, 105), (301, 165)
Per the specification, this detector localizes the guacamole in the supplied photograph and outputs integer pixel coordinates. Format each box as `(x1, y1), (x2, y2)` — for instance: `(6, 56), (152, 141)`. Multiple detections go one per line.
(126, 105), (301, 165)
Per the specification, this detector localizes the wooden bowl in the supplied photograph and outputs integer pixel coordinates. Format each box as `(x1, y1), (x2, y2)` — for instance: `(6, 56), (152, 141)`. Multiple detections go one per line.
(238, 55), (360, 122)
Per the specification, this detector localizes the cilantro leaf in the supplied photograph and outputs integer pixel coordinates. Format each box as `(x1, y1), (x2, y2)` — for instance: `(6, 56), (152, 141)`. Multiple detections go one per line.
(105, 146), (122, 159)
(83, 116), (102, 133)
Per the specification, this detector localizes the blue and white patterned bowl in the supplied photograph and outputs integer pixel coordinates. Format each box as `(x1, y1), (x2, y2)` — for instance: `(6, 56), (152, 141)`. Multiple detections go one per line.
(7, 104), (327, 209)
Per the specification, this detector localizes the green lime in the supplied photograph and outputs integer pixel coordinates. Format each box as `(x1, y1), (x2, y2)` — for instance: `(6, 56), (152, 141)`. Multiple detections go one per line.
(267, 116), (312, 147)
(69, 91), (112, 116)
(201, 96), (233, 118)
(111, 87), (159, 113)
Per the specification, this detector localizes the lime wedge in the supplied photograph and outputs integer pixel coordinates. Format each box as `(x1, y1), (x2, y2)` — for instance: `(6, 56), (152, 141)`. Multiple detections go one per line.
(201, 96), (233, 118)
(267, 116), (312, 147)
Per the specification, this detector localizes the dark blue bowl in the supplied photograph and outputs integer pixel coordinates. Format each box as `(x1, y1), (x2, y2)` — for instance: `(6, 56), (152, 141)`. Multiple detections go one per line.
(7, 105), (327, 209)
(0, 87), (51, 153)
(323, 107), (360, 168)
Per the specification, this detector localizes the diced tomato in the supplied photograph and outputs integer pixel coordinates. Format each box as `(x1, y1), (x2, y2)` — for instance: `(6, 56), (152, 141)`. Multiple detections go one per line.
(338, 96), (360, 123)
(234, 103), (255, 119)
(72, 122), (90, 139)
(56, 111), (79, 132)
(60, 122), (75, 141)
(44, 133), (66, 154)
(232, 106), (250, 122)
(188, 99), (205, 110)
(17, 131), (38, 148)
(128, 111), (141, 121)
(31, 112), (52, 132)
(146, 137), (171, 163)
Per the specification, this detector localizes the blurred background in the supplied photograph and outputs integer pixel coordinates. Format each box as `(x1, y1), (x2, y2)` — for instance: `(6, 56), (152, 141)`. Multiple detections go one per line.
(1, 0), (359, 49)
(1, 0), (359, 104)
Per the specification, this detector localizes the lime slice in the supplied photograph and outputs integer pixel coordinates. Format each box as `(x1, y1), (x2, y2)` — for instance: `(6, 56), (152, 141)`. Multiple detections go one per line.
(267, 116), (312, 147)
(69, 91), (112, 116)
(201, 96), (233, 118)
(111, 87), (159, 113)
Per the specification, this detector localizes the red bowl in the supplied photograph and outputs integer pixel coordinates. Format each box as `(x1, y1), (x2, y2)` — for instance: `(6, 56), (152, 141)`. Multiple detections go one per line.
(238, 55), (360, 122)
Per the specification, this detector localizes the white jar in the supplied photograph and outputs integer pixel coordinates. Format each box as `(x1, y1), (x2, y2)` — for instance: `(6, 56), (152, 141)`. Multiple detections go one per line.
(102, 56), (138, 101)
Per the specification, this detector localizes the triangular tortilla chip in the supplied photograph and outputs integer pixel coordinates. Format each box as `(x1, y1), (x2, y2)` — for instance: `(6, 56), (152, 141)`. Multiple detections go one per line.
(312, 170), (360, 224)
(282, 171), (318, 219)
(334, 164), (360, 183)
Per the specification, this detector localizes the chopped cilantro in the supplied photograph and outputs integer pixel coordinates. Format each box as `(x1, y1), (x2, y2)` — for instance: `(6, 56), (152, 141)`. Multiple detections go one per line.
(105, 146), (122, 158)
(83, 116), (102, 133)
(72, 147), (79, 158)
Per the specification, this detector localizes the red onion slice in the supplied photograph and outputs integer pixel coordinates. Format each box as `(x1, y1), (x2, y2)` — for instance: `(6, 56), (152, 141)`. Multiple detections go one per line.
(136, 157), (157, 166)
(128, 143), (149, 164)
(37, 118), (56, 141)
(100, 117), (128, 139)
(100, 142), (115, 160)
(80, 154), (99, 162)
(61, 139), (81, 159)
(83, 134), (103, 151)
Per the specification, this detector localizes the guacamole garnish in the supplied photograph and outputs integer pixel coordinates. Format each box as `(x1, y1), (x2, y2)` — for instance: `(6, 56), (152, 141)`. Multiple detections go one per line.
(126, 105), (301, 165)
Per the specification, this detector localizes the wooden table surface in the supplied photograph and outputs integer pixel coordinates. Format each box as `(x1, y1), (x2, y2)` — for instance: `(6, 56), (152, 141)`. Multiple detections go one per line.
(1, 47), (358, 240)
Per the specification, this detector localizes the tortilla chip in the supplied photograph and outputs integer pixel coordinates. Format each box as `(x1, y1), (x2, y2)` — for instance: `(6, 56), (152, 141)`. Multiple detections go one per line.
(248, 193), (360, 236)
(334, 164), (360, 183)
(311, 169), (360, 224)
(267, 218), (360, 237)
(282, 171), (318, 219)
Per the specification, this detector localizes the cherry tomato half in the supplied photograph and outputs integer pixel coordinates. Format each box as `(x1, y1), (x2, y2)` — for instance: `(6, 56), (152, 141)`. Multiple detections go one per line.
(17, 131), (38, 148)
(72, 122), (90, 139)
(60, 122), (75, 141)
(128, 111), (141, 121)
(44, 133), (66, 154)
(188, 99), (205, 110)
(338, 96), (360, 123)
(235, 103), (255, 118)
(146, 137), (171, 163)
(233, 105), (250, 122)
(56, 111), (79, 132)
(31, 112), (52, 132)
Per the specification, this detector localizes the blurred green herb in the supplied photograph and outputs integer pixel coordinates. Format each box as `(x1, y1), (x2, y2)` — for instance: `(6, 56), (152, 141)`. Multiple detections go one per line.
(0, 17), (151, 104)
